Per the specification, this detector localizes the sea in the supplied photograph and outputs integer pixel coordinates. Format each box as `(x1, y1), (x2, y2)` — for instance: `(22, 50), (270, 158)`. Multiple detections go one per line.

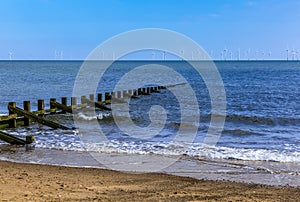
(0, 60), (299, 187)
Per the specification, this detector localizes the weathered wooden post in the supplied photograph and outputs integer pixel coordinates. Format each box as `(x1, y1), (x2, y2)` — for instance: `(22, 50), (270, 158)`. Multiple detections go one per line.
(97, 93), (102, 103)
(147, 87), (151, 94)
(50, 98), (56, 115)
(38, 99), (44, 117)
(81, 96), (87, 104)
(23, 101), (30, 126)
(112, 92), (116, 99)
(138, 88), (142, 95)
(105, 92), (111, 102)
(61, 97), (67, 106)
(89, 94), (95, 102)
(61, 97), (67, 114)
(8, 102), (16, 128)
(128, 89), (133, 95)
(122, 90), (127, 98)
(26, 135), (34, 144)
(71, 97), (77, 106)
(117, 91), (121, 98)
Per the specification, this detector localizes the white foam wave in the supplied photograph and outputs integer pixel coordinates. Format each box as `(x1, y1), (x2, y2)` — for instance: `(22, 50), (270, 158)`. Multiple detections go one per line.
(188, 145), (300, 163)
(80, 141), (300, 163)
(76, 112), (111, 121)
(17, 128), (299, 163)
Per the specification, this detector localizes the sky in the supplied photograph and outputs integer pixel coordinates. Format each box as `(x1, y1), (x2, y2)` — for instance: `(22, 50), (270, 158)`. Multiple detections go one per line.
(0, 0), (300, 60)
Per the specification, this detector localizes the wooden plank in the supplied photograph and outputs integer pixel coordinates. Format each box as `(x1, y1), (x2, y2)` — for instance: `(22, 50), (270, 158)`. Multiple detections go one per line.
(165, 82), (186, 88)
(81, 96), (111, 111)
(111, 98), (127, 103)
(0, 118), (27, 130)
(50, 101), (73, 114)
(8, 105), (71, 130)
(0, 130), (34, 145)
(0, 114), (18, 121)
(32, 109), (53, 115)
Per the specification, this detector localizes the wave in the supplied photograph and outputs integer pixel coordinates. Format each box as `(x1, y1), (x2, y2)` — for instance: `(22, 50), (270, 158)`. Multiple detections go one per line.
(75, 112), (112, 121)
(7, 126), (297, 163)
(215, 114), (300, 125)
(189, 145), (300, 163)
(77, 141), (300, 163)
(72, 107), (300, 126)
(222, 129), (254, 136)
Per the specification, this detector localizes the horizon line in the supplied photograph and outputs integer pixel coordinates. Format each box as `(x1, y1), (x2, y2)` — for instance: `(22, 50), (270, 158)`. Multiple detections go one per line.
(0, 59), (298, 62)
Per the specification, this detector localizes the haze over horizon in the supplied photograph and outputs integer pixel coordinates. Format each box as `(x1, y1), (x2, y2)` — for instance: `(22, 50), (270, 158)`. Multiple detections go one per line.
(1, 0), (300, 60)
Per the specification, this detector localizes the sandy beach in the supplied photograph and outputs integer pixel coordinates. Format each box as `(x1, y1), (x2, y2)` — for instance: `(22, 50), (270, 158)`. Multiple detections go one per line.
(0, 161), (299, 201)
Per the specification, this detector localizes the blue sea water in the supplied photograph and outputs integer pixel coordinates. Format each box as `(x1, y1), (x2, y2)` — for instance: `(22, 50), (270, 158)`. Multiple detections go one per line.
(0, 61), (299, 182)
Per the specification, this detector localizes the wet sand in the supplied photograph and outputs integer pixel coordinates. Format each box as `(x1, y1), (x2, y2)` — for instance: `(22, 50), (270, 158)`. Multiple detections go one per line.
(0, 161), (299, 201)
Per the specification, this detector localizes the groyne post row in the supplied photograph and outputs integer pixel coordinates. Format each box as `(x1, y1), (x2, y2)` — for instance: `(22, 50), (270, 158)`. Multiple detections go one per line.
(0, 86), (164, 130)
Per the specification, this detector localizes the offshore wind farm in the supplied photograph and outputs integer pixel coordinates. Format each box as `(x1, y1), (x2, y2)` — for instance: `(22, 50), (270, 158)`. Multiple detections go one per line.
(0, 1), (299, 201)
(2, 47), (300, 61)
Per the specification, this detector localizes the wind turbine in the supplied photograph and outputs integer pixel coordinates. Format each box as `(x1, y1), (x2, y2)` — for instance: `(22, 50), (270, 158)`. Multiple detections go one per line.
(246, 48), (251, 60)
(237, 48), (241, 61)
(291, 48), (296, 60)
(229, 51), (233, 60)
(8, 52), (13, 61)
(261, 50), (265, 60)
(180, 50), (184, 60)
(197, 50), (202, 60)
(54, 50), (57, 60)
(60, 51), (63, 60)
(286, 47), (289, 61)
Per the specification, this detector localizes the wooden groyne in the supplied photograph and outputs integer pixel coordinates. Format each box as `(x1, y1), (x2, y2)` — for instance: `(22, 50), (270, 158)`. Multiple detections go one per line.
(0, 130), (34, 145)
(8, 105), (71, 130)
(0, 86), (165, 145)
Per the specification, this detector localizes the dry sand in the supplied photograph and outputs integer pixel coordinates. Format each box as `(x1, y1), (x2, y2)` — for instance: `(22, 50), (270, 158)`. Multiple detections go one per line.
(0, 161), (299, 201)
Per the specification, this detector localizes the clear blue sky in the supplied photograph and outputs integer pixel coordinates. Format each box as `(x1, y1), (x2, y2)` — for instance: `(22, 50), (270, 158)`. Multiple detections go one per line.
(0, 0), (299, 60)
